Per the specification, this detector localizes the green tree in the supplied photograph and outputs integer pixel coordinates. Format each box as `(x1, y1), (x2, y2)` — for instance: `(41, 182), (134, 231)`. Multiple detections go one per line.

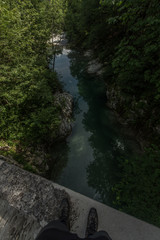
(64, 0), (160, 227)
(113, 146), (160, 227)
(0, 0), (66, 146)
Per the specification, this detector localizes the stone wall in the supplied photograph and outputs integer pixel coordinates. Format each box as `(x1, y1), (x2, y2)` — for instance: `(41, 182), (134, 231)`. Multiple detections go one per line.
(1, 160), (160, 240)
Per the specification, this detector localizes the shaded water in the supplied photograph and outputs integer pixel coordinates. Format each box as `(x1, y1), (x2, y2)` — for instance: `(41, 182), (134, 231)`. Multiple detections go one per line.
(50, 47), (140, 207)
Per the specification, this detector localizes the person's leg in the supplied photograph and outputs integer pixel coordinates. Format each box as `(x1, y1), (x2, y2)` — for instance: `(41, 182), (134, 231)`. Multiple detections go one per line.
(85, 208), (98, 238)
(38, 198), (70, 232)
(36, 198), (79, 240)
(35, 221), (79, 240)
(88, 230), (112, 240)
(37, 220), (69, 234)
(35, 220), (67, 239)
(85, 208), (112, 240)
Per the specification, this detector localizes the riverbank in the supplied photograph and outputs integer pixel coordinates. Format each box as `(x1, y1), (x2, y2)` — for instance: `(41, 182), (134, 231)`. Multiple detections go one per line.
(0, 91), (73, 176)
(0, 34), (73, 176)
(50, 44), (143, 209)
(64, 0), (160, 151)
(81, 50), (160, 227)
(84, 52), (154, 150)
(0, 1), (70, 176)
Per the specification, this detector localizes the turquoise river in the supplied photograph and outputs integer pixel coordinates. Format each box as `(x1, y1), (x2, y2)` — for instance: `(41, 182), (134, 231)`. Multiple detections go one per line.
(50, 46), (141, 208)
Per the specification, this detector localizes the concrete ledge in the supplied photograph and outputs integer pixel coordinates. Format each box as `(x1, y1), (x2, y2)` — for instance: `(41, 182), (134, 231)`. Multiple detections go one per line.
(0, 160), (160, 240)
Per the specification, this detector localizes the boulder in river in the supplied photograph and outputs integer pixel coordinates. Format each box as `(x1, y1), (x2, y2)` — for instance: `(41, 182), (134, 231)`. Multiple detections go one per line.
(87, 59), (104, 75)
(54, 92), (73, 139)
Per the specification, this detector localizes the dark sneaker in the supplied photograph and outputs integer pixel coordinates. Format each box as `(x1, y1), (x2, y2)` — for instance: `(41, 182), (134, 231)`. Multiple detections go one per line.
(85, 208), (98, 238)
(59, 198), (70, 230)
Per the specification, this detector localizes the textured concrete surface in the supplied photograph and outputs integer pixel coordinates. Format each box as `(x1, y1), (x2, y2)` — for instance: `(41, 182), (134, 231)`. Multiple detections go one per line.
(0, 159), (160, 240)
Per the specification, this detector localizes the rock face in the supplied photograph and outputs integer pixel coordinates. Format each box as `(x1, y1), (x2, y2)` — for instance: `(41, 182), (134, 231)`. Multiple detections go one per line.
(0, 155), (22, 168)
(106, 84), (139, 125)
(105, 83), (160, 148)
(54, 92), (73, 139)
(0, 92), (73, 176)
(22, 146), (50, 175)
(48, 33), (68, 46)
(1, 160), (160, 240)
(0, 160), (70, 240)
(0, 146), (49, 176)
(87, 59), (103, 75)
(106, 85), (124, 112)
(0, 34), (73, 175)
(0, 161), (69, 224)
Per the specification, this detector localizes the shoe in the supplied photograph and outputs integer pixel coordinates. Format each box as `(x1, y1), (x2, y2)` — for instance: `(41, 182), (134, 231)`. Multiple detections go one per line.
(59, 198), (70, 230)
(85, 208), (98, 238)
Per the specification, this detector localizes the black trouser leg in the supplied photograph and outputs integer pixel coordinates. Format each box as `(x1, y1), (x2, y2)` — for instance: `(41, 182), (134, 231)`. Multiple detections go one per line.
(36, 220), (79, 240)
(88, 230), (112, 240)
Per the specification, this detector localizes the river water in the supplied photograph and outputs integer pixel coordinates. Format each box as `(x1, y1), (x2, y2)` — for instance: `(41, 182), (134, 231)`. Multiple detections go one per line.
(50, 47), (140, 207)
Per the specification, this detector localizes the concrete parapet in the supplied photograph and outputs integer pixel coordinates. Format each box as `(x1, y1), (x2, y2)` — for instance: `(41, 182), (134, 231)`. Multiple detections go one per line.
(0, 160), (160, 240)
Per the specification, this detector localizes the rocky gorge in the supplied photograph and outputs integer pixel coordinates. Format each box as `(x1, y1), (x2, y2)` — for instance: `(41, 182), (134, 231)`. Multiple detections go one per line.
(85, 52), (159, 150)
(84, 53), (157, 150)
(0, 35), (73, 176)
(0, 90), (73, 176)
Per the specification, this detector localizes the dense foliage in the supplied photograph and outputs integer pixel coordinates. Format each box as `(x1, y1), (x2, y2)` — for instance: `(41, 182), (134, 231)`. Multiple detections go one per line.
(1, 0), (160, 228)
(65, 0), (160, 142)
(0, 0), (66, 146)
(65, 0), (160, 226)
(113, 146), (160, 226)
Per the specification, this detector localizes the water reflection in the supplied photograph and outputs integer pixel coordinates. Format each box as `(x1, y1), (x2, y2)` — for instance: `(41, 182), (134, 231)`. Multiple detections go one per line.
(49, 141), (70, 181)
(68, 50), (140, 206)
(51, 48), (140, 207)
(51, 48), (96, 197)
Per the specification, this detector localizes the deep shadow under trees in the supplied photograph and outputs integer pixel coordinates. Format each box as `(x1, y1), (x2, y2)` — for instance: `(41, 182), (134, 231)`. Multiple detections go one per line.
(64, 0), (160, 227)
